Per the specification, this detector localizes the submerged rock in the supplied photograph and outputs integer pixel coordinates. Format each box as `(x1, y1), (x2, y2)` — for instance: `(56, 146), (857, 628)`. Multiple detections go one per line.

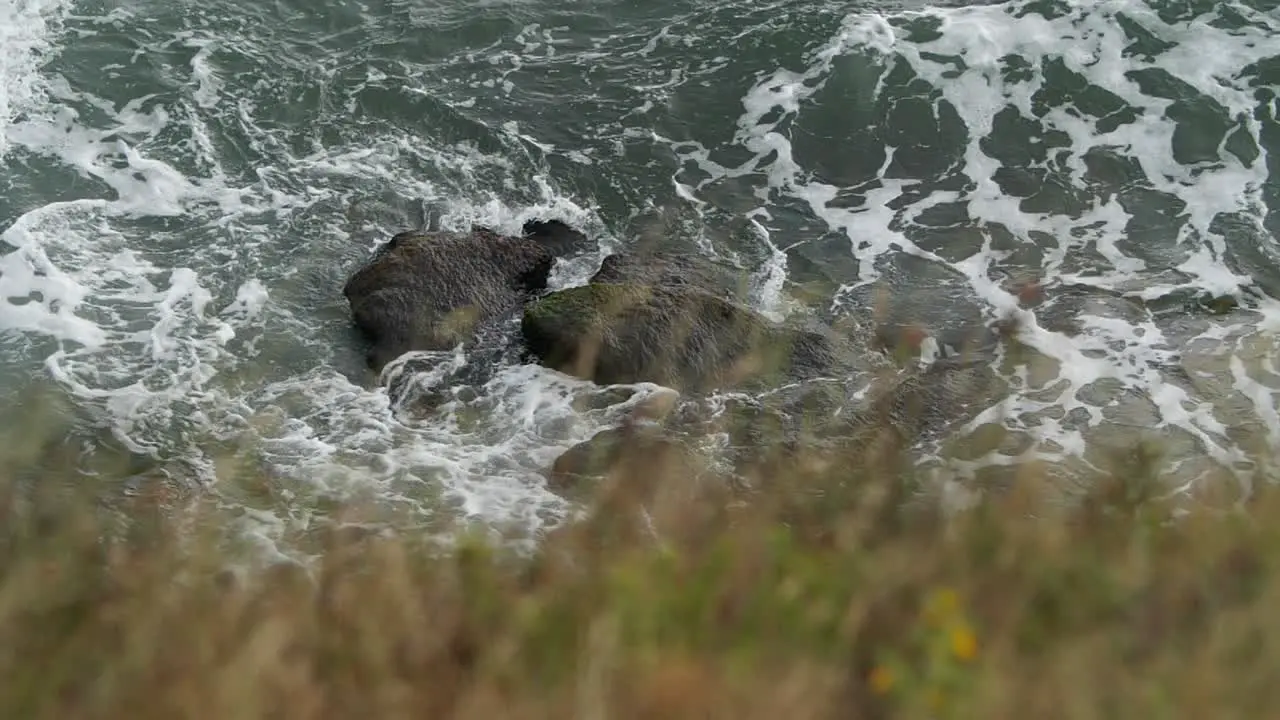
(547, 423), (691, 492)
(834, 256), (1000, 364)
(530, 242), (1013, 498)
(520, 283), (849, 393)
(543, 358), (1009, 495)
(344, 219), (590, 372)
(846, 357), (1008, 445)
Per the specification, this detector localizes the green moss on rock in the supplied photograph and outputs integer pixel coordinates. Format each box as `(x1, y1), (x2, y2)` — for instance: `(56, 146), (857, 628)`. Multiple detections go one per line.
(521, 283), (847, 393)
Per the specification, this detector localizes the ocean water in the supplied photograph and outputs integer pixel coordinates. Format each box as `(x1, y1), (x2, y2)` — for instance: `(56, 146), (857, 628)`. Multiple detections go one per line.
(1, 0), (1278, 559)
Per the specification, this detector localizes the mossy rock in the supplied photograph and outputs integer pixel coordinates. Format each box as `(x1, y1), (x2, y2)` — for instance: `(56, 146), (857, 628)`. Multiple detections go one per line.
(521, 283), (847, 393)
(589, 251), (750, 301)
(344, 220), (590, 373)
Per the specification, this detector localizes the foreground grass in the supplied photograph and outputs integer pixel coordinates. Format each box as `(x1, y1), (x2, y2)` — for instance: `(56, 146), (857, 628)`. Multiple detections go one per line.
(0, 430), (1278, 720)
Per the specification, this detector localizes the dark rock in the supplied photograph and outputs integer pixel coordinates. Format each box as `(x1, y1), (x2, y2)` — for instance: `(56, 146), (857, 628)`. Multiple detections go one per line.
(344, 219), (589, 372)
(589, 251), (749, 301)
(547, 390), (685, 492)
(522, 218), (593, 258)
(547, 423), (687, 492)
(520, 283), (849, 393)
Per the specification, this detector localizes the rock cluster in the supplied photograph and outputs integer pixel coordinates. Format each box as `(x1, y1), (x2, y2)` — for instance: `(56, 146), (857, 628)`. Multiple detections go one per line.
(343, 218), (1006, 492)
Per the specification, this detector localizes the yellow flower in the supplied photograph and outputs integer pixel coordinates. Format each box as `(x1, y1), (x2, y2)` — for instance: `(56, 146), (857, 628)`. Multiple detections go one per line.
(924, 587), (961, 625)
(949, 622), (978, 661)
(869, 666), (895, 695)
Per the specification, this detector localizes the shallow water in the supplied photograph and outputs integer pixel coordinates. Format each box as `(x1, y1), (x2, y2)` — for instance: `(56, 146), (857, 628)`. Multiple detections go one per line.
(1, 0), (1278, 558)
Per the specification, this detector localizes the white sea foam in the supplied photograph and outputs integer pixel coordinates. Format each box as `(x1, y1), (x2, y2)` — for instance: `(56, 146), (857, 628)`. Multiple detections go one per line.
(3, 0), (1279, 561)
(0, 0), (632, 560)
(0, 0), (73, 158)
(659, 0), (1280, 499)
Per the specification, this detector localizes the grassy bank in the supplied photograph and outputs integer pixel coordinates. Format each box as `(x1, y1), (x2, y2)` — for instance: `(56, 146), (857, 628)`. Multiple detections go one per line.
(1, 430), (1278, 720)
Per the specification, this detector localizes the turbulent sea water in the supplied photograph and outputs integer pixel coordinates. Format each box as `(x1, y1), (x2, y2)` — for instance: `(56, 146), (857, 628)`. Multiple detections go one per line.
(2, 0), (1279, 560)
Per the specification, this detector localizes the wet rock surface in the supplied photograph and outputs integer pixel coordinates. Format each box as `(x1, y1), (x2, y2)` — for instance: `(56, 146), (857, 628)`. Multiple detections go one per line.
(343, 221), (1016, 498)
(520, 283), (853, 393)
(344, 219), (590, 373)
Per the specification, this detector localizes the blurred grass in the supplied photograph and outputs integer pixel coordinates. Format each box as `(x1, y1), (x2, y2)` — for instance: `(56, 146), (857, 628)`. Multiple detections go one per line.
(1, 388), (1279, 720)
